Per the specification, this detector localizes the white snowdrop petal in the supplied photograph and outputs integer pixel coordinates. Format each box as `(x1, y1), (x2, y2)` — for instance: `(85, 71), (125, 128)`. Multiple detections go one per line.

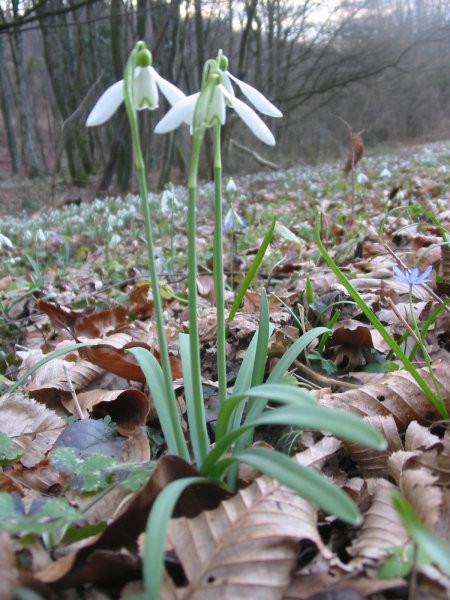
(154, 94), (198, 134)
(227, 72), (282, 117)
(151, 67), (185, 106)
(222, 87), (276, 145)
(210, 86), (226, 125)
(86, 80), (124, 126)
(134, 67), (158, 109)
(221, 72), (235, 97)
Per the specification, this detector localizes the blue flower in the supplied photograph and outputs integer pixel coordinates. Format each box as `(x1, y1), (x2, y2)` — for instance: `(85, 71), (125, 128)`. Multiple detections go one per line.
(393, 265), (432, 286)
(223, 207), (247, 231)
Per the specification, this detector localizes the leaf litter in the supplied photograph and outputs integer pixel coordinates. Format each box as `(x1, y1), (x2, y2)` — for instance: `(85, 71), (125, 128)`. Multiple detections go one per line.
(1, 142), (450, 598)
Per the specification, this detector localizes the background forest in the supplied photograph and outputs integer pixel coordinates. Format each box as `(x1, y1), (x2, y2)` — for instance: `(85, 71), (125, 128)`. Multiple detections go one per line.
(1, 0), (450, 194)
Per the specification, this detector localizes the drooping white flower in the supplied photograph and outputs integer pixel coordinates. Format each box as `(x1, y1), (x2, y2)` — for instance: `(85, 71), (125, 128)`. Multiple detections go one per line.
(155, 61), (282, 145)
(356, 172), (369, 185)
(161, 188), (182, 214)
(86, 47), (184, 127)
(0, 233), (13, 249)
(226, 178), (237, 193)
(380, 167), (392, 178)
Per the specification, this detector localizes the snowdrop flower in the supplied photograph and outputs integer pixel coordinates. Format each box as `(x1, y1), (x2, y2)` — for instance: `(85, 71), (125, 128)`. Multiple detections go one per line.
(356, 172), (369, 185)
(223, 206), (247, 230)
(226, 178), (237, 193)
(0, 233), (13, 249)
(161, 188), (182, 214)
(155, 52), (282, 145)
(393, 265), (432, 286)
(36, 229), (47, 242)
(380, 167), (392, 178)
(86, 43), (184, 127)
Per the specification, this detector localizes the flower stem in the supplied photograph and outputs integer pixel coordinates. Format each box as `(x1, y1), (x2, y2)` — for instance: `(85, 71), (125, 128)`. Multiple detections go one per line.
(186, 130), (209, 464)
(123, 47), (188, 459)
(213, 124), (227, 405)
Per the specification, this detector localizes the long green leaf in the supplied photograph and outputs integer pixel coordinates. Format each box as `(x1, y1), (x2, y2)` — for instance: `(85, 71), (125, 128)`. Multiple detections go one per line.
(228, 217), (276, 322)
(9, 342), (97, 393)
(179, 333), (209, 466)
(315, 212), (448, 419)
(143, 476), (218, 599)
(215, 382), (317, 441)
(235, 446), (361, 524)
(128, 347), (189, 459)
(391, 491), (450, 576)
(203, 389), (386, 475)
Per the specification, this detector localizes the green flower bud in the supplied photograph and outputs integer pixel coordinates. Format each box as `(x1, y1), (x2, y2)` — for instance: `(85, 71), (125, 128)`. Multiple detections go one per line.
(218, 54), (228, 72)
(136, 47), (152, 67)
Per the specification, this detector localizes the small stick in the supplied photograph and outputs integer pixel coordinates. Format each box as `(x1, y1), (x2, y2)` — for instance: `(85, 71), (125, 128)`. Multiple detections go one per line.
(64, 364), (85, 420)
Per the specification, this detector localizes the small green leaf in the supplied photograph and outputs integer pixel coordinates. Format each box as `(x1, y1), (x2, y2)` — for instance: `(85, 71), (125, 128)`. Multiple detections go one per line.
(0, 493), (81, 535)
(51, 447), (115, 492)
(0, 431), (24, 466)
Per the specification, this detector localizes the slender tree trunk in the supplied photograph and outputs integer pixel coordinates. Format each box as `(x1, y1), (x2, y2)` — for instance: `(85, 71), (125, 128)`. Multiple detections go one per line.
(9, 20), (44, 177)
(0, 34), (22, 175)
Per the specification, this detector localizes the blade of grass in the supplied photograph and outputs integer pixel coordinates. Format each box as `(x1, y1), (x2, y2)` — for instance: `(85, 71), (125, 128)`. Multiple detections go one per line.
(227, 218), (276, 323)
(234, 446), (361, 524)
(179, 332), (210, 467)
(128, 347), (189, 460)
(143, 476), (219, 599)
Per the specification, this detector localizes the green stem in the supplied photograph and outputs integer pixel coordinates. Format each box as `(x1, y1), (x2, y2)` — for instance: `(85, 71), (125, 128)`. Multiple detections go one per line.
(315, 212), (448, 419)
(186, 130), (209, 464)
(213, 124), (227, 405)
(123, 48), (188, 459)
(407, 287), (444, 412)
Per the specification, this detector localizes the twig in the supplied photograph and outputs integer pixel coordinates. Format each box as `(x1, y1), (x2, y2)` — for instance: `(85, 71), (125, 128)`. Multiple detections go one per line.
(385, 297), (423, 346)
(230, 138), (279, 170)
(294, 360), (361, 389)
(64, 364), (84, 420)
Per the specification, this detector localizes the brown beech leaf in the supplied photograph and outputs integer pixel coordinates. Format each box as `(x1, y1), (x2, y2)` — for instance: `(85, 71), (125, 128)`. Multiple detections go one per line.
(127, 280), (154, 319)
(387, 452), (442, 528)
(326, 320), (373, 348)
(284, 569), (405, 599)
(348, 478), (409, 568)
(0, 532), (19, 600)
(35, 299), (94, 332)
(162, 477), (328, 599)
(159, 437), (339, 598)
(313, 361), (450, 431)
(33, 456), (229, 591)
(0, 393), (65, 467)
(344, 415), (403, 479)
(61, 388), (152, 436)
(80, 339), (148, 382)
(343, 131), (364, 176)
(404, 420), (442, 452)
(73, 306), (130, 339)
(27, 360), (105, 405)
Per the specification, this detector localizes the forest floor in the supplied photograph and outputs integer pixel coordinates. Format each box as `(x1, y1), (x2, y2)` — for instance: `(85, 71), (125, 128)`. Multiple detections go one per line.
(1, 140), (450, 599)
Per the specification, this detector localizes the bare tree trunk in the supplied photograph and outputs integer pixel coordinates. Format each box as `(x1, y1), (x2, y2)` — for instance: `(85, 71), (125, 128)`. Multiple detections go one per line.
(0, 33), (22, 175)
(9, 3), (44, 177)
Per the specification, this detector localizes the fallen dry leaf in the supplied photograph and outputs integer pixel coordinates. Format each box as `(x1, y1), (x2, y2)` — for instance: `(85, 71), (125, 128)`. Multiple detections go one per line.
(0, 392), (66, 467)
